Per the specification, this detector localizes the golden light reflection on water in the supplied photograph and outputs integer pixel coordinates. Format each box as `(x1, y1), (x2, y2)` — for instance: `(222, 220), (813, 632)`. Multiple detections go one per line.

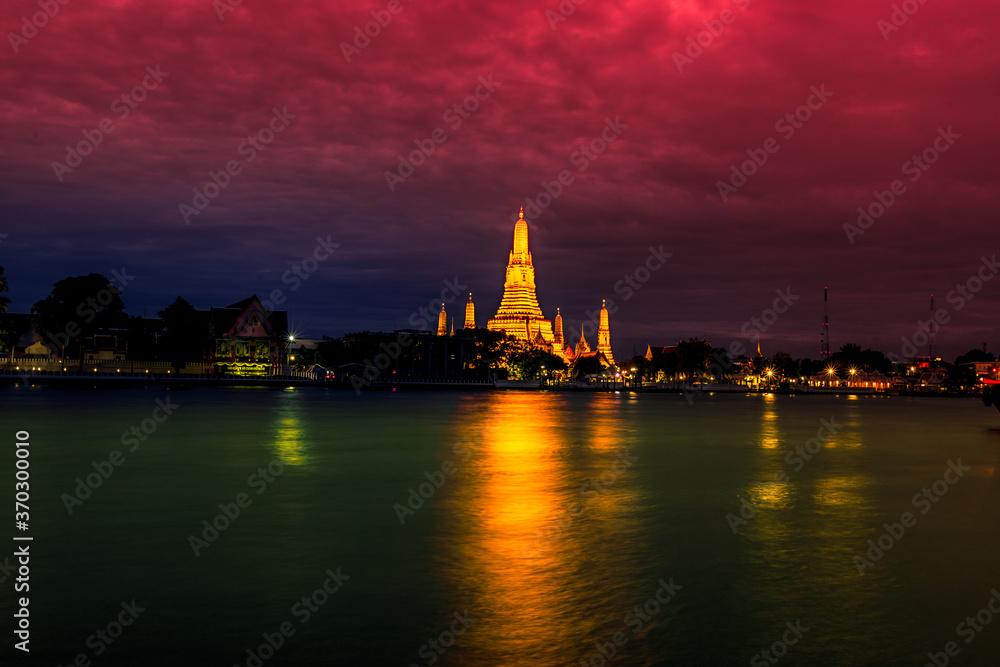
(813, 476), (865, 508)
(271, 392), (307, 466)
(758, 392), (781, 449)
(441, 392), (641, 665)
(746, 479), (792, 510)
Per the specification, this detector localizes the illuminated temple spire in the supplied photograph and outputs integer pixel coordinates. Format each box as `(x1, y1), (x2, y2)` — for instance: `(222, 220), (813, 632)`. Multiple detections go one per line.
(553, 308), (563, 347)
(464, 293), (475, 329)
(487, 207), (554, 345)
(575, 329), (590, 357)
(437, 303), (447, 336)
(597, 299), (614, 364)
(512, 206), (529, 258)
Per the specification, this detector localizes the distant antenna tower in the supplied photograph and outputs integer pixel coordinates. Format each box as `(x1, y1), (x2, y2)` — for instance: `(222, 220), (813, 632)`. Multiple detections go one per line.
(820, 287), (830, 357)
(928, 294), (937, 359)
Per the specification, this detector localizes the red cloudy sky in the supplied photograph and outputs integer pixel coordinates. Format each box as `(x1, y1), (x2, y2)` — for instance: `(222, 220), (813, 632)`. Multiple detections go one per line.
(1, 0), (997, 359)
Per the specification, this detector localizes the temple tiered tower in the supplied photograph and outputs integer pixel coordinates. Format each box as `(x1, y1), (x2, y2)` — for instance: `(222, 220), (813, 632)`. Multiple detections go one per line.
(597, 299), (614, 364)
(464, 293), (475, 329)
(553, 308), (564, 347)
(575, 330), (591, 357)
(487, 208), (555, 344)
(437, 304), (447, 336)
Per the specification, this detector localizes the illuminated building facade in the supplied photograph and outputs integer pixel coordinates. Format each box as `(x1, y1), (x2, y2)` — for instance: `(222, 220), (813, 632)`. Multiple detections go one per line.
(209, 295), (288, 376)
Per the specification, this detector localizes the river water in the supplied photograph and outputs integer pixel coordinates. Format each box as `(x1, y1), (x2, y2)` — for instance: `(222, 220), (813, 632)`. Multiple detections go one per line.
(2, 386), (999, 666)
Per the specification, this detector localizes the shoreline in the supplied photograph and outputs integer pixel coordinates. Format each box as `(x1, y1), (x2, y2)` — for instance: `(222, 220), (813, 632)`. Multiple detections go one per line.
(0, 373), (982, 398)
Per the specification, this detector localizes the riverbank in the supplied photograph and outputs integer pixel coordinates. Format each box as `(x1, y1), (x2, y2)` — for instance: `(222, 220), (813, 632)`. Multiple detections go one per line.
(0, 372), (984, 398)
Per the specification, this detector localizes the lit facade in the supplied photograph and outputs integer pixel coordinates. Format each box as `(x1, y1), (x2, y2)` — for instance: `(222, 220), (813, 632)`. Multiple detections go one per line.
(209, 295), (288, 376)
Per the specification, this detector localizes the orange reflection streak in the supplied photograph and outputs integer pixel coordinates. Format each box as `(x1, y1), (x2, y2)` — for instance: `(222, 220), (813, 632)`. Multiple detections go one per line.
(440, 392), (640, 665)
(454, 393), (567, 661)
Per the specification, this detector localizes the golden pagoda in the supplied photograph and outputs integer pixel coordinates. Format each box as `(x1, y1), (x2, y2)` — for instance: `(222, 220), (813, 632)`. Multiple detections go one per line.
(487, 207), (555, 345)
(437, 303), (447, 336)
(553, 308), (564, 347)
(464, 293), (475, 329)
(597, 299), (615, 364)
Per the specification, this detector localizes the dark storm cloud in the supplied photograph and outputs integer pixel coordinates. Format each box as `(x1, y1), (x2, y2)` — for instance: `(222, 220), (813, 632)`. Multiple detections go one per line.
(0, 0), (997, 358)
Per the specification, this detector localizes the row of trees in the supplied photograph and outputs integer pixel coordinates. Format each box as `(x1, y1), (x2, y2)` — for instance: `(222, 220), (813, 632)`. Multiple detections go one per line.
(613, 338), (994, 390)
(2, 269), (995, 386)
(0, 269), (207, 370)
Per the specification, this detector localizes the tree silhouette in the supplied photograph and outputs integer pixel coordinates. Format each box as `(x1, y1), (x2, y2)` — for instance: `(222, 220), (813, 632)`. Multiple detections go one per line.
(158, 297), (204, 371)
(32, 274), (127, 369)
